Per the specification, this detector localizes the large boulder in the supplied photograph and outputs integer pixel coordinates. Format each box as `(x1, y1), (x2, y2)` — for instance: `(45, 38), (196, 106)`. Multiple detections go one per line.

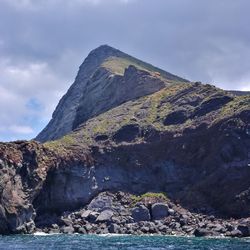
(194, 228), (219, 237)
(151, 203), (169, 220)
(61, 226), (75, 234)
(237, 224), (250, 237)
(88, 193), (114, 212)
(108, 223), (120, 233)
(80, 210), (92, 219)
(131, 205), (150, 222)
(95, 210), (114, 223)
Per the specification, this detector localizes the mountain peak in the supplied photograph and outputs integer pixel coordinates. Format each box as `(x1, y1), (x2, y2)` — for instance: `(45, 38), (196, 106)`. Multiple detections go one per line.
(36, 46), (188, 142)
(90, 44), (121, 54)
(83, 45), (126, 65)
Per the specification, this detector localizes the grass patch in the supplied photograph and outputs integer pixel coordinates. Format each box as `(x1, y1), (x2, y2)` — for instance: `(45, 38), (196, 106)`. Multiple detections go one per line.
(131, 192), (168, 205)
(102, 57), (147, 75)
(213, 95), (250, 125)
(101, 56), (188, 82)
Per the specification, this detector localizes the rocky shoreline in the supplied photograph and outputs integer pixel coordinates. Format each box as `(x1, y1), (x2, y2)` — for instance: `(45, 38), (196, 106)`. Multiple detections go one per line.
(23, 192), (249, 238)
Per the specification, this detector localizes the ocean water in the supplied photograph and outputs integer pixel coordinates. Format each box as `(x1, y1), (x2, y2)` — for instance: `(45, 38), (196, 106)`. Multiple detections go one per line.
(0, 234), (249, 250)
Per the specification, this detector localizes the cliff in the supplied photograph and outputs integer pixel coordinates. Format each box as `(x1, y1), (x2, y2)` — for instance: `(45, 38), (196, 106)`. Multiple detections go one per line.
(36, 45), (187, 142)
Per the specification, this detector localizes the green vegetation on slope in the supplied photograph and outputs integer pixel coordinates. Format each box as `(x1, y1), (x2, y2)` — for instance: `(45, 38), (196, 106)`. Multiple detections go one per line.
(101, 56), (188, 82)
(131, 192), (168, 205)
(44, 82), (250, 151)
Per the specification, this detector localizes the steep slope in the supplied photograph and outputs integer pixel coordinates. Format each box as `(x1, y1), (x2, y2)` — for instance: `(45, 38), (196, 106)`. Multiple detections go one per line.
(36, 45), (188, 142)
(43, 82), (250, 218)
(1, 82), (248, 235)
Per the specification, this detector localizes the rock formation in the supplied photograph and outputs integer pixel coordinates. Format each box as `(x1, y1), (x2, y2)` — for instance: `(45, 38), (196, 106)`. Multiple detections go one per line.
(36, 45), (187, 142)
(0, 45), (249, 236)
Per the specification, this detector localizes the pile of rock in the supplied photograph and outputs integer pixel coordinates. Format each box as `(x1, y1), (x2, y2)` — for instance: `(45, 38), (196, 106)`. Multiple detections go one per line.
(35, 192), (250, 238)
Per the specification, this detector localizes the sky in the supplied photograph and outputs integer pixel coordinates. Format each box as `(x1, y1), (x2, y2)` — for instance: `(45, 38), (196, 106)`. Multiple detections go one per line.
(0, 0), (250, 142)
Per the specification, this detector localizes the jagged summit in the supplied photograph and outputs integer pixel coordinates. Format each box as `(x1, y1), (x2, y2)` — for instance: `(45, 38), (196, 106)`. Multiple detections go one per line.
(79, 44), (126, 70)
(87, 44), (124, 57)
(36, 45), (188, 142)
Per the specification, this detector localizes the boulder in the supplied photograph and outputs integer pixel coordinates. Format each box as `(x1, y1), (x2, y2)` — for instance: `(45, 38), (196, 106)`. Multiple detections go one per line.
(179, 218), (187, 226)
(78, 227), (87, 234)
(229, 229), (243, 237)
(141, 226), (150, 233)
(212, 224), (226, 233)
(108, 223), (120, 233)
(96, 210), (114, 223)
(88, 211), (99, 222)
(26, 221), (36, 234)
(85, 224), (93, 232)
(168, 209), (175, 216)
(194, 228), (218, 237)
(182, 225), (194, 233)
(48, 228), (60, 234)
(80, 210), (92, 219)
(61, 226), (74, 234)
(73, 224), (81, 231)
(88, 193), (113, 212)
(237, 224), (250, 237)
(61, 218), (73, 226)
(151, 203), (169, 220)
(158, 225), (168, 233)
(131, 205), (150, 222)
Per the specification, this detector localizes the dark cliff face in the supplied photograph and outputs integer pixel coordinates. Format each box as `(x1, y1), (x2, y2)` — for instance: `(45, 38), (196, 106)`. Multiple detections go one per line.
(35, 45), (125, 142)
(72, 65), (167, 130)
(0, 46), (249, 234)
(0, 141), (56, 233)
(41, 83), (250, 218)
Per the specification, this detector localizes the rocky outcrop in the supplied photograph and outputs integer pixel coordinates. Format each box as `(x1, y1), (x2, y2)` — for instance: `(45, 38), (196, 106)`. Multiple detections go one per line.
(72, 65), (167, 130)
(36, 45), (125, 142)
(0, 141), (55, 234)
(33, 192), (250, 237)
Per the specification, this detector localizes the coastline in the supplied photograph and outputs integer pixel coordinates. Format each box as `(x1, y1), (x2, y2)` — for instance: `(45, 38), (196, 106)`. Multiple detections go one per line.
(13, 232), (250, 240)
(29, 192), (250, 239)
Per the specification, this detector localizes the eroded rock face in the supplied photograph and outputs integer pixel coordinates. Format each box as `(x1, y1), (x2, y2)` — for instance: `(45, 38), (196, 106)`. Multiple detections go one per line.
(72, 65), (166, 131)
(163, 110), (188, 125)
(34, 158), (187, 215)
(0, 141), (55, 234)
(33, 109), (250, 218)
(35, 45), (125, 142)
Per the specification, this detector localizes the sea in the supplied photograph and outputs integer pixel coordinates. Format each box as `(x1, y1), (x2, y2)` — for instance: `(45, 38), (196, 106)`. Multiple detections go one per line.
(0, 234), (249, 250)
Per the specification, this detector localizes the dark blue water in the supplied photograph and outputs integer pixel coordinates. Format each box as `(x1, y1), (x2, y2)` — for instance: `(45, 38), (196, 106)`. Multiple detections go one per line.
(0, 234), (249, 250)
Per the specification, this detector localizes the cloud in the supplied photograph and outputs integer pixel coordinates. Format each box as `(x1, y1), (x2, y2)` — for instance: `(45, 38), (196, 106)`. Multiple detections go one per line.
(9, 125), (34, 134)
(0, 57), (69, 141)
(2, 0), (136, 9)
(0, 0), (249, 141)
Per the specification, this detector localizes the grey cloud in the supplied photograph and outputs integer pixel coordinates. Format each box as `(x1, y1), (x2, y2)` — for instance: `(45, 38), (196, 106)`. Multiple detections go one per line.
(0, 0), (249, 141)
